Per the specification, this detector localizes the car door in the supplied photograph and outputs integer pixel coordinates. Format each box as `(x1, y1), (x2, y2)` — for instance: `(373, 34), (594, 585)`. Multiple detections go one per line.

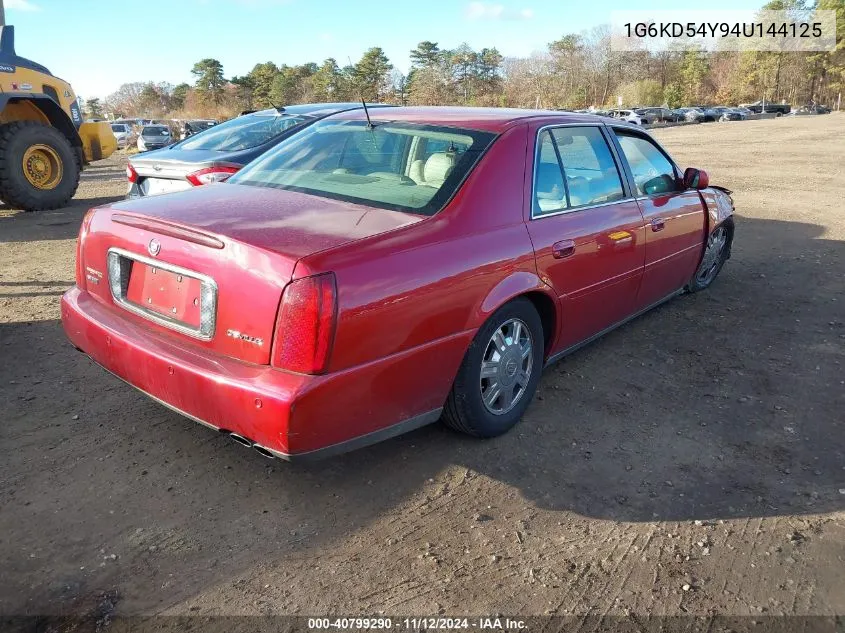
(610, 127), (707, 309)
(525, 124), (646, 353)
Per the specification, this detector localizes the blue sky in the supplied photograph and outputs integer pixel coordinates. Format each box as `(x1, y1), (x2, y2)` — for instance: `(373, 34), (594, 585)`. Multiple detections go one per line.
(6, 0), (764, 100)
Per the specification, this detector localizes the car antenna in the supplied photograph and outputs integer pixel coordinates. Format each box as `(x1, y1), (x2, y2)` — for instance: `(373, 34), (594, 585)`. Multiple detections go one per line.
(361, 97), (374, 129)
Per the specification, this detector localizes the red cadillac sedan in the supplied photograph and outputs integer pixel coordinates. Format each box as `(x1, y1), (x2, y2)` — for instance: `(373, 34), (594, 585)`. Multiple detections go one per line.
(62, 107), (735, 460)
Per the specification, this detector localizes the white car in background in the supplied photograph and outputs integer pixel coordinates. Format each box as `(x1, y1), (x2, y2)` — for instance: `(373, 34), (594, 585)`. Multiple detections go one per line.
(607, 109), (644, 125)
(110, 123), (131, 148)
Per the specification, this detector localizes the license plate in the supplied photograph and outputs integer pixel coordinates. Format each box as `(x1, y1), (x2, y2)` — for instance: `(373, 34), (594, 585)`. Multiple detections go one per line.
(141, 177), (192, 196)
(125, 263), (203, 328)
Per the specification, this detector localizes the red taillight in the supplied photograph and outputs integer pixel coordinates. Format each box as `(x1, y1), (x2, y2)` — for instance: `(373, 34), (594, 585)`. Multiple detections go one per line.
(126, 162), (138, 183)
(75, 209), (96, 289)
(271, 273), (337, 374)
(186, 165), (240, 186)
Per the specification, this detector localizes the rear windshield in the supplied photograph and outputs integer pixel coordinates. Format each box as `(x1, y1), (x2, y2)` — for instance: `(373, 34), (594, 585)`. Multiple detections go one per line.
(111, 124), (127, 132)
(142, 126), (169, 137)
(228, 120), (496, 216)
(177, 112), (309, 152)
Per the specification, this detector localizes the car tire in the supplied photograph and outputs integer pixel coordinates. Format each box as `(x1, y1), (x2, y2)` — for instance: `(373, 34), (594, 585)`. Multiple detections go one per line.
(687, 223), (732, 292)
(443, 297), (544, 438)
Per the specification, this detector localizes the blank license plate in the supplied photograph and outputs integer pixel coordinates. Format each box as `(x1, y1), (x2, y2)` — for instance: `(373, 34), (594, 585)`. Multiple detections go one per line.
(125, 263), (202, 328)
(142, 178), (192, 196)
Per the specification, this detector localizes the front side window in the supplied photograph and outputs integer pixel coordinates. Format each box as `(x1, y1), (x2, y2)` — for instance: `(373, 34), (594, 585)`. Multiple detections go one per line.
(615, 131), (679, 196)
(228, 120), (496, 216)
(533, 126), (625, 217)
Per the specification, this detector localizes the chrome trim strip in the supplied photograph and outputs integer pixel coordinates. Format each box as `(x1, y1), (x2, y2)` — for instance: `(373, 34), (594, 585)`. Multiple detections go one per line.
(106, 247), (218, 341)
(544, 287), (686, 367)
(531, 197), (636, 220)
(529, 123), (630, 221)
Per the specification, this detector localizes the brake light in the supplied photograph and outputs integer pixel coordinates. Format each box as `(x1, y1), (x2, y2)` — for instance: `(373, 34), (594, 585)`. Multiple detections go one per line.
(271, 273), (337, 374)
(186, 166), (240, 186)
(75, 209), (96, 289)
(126, 162), (138, 183)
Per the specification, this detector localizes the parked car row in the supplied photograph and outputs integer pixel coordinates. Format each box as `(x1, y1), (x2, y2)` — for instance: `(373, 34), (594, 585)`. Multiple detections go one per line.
(598, 105), (757, 125)
(108, 118), (222, 152)
(62, 101), (737, 461)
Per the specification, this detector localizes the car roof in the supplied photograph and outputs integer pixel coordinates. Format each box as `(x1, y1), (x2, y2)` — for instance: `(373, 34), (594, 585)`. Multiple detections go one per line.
(326, 106), (613, 132)
(256, 102), (396, 118)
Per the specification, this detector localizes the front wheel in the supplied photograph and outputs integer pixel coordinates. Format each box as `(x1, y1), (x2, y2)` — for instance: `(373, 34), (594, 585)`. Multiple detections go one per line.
(443, 298), (544, 438)
(688, 224), (732, 292)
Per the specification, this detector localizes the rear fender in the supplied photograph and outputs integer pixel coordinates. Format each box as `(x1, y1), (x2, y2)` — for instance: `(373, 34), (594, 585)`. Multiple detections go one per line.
(476, 271), (560, 355)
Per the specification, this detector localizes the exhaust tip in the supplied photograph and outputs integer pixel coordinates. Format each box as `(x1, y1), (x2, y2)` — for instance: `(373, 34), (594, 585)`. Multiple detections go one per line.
(229, 433), (253, 448)
(253, 445), (276, 459)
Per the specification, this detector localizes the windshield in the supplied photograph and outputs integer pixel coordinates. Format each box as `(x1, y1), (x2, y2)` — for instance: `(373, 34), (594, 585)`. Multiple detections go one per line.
(229, 120), (496, 216)
(177, 112), (309, 152)
(111, 124), (127, 133)
(142, 126), (169, 137)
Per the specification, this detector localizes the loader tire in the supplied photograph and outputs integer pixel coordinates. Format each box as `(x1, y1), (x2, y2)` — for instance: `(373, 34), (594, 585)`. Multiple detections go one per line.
(0, 121), (81, 212)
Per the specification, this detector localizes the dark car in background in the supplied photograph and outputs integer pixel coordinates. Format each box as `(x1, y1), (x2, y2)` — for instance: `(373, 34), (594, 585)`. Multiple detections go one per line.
(789, 104), (831, 116)
(180, 119), (218, 139)
(636, 107), (683, 123)
(719, 109), (745, 122)
(740, 100), (791, 115)
(675, 107), (704, 123)
(127, 103), (394, 198)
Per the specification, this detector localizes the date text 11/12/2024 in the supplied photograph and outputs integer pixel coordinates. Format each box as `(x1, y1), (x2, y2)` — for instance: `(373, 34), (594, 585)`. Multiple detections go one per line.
(307, 617), (527, 630)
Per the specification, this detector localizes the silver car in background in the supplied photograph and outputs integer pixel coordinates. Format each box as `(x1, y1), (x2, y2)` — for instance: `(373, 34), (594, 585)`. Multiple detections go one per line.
(110, 123), (132, 148)
(137, 124), (172, 152)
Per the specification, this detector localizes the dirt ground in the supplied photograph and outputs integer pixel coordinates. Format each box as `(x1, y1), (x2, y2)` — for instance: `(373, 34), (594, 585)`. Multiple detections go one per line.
(1, 116), (844, 626)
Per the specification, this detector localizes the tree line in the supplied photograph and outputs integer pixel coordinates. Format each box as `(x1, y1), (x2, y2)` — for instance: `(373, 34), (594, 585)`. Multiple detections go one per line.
(95, 0), (843, 121)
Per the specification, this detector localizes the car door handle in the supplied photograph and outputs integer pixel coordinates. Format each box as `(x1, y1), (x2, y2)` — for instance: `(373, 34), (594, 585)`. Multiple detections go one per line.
(651, 218), (666, 232)
(552, 240), (576, 259)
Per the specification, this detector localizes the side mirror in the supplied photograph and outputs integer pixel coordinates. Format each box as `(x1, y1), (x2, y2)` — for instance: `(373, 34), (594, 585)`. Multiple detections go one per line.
(683, 167), (709, 190)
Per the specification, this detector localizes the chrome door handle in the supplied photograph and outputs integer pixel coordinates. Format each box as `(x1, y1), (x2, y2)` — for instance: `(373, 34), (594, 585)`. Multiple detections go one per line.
(651, 218), (666, 232)
(552, 239), (576, 259)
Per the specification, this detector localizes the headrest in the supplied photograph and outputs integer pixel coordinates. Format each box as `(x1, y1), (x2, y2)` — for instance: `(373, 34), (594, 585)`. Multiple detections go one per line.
(424, 153), (455, 185)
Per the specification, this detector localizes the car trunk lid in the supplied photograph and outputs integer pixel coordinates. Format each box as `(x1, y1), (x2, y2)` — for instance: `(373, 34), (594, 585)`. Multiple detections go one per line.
(79, 184), (423, 365)
(131, 147), (221, 180)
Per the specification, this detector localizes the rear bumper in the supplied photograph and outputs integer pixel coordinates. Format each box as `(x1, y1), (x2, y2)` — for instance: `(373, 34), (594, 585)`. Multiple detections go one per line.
(61, 287), (462, 459)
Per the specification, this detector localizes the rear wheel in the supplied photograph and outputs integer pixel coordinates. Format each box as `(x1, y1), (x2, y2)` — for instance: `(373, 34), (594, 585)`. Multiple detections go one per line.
(443, 298), (544, 438)
(0, 121), (81, 211)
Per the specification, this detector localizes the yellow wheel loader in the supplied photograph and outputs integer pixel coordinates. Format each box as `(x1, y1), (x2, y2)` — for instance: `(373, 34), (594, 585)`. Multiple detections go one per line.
(0, 25), (116, 211)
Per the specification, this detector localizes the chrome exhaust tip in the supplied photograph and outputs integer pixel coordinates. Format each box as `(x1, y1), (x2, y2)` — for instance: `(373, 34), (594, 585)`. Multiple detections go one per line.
(229, 433), (253, 448)
(252, 445), (276, 459)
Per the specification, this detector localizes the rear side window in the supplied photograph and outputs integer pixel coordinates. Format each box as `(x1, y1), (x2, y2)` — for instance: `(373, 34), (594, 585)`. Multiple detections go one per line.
(533, 126), (624, 216)
(615, 131), (680, 196)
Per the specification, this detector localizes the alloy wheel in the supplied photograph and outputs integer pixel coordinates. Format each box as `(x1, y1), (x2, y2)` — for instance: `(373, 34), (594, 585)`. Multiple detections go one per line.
(479, 318), (533, 415)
